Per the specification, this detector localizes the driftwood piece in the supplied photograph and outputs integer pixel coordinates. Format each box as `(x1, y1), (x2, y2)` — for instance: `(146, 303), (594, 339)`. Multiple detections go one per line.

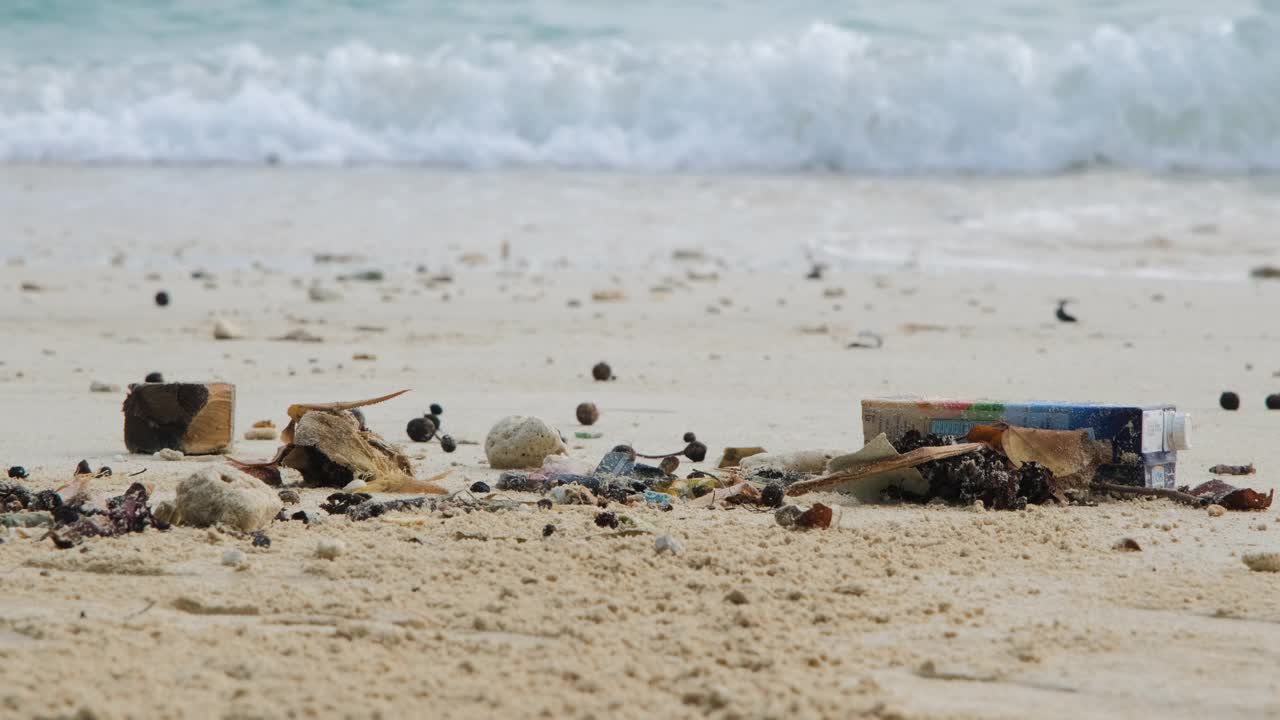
(786, 443), (984, 496)
(123, 382), (235, 455)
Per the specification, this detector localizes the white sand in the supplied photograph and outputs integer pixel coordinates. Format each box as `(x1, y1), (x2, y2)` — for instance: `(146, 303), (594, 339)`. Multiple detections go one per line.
(1, 168), (1279, 719)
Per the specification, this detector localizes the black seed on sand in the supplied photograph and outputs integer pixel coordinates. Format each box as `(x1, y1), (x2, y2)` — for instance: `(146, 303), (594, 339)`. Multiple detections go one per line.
(683, 441), (708, 463)
(154, 291), (170, 307)
(1055, 300), (1077, 323)
(75, 460), (91, 475)
(592, 362), (612, 381)
(1220, 392), (1241, 411)
(594, 511), (619, 529)
(683, 432), (697, 443)
(542, 524), (556, 537)
(406, 416), (437, 442)
(469, 481), (491, 494)
(1267, 394), (1280, 410)
(761, 484), (785, 508)
(430, 403), (444, 416)
(537, 498), (553, 510)
(440, 434), (457, 453)
(7, 466), (27, 479)
(145, 372), (163, 383)
(576, 402), (599, 425)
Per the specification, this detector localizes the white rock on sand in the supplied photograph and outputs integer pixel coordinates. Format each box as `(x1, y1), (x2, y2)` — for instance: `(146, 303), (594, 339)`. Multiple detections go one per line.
(170, 466), (281, 532)
(213, 318), (244, 340)
(484, 415), (567, 470)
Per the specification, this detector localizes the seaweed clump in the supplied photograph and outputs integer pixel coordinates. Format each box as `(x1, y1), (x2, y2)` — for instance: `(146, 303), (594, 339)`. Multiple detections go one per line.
(894, 432), (1060, 510)
(49, 483), (168, 548)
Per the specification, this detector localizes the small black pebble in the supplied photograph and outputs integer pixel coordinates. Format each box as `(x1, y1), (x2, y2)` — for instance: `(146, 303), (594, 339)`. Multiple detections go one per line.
(290, 510), (310, 524)
(439, 434), (457, 453)
(683, 441), (708, 463)
(683, 432), (697, 443)
(592, 361), (612, 381)
(74, 460), (91, 475)
(1220, 391), (1241, 411)
(145, 372), (164, 383)
(6, 466), (27, 479)
(594, 511), (619, 529)
(469, 481), (491, 494)
(251, 532), (271, 548)
(430, 403), (444, 416)
(1267, 393), (1280, 410)
(542, 524), (556, 537)
(536, 498), (553, 510)
(154, 291), (170, 307)
(761, 483), (785, 507)
(406, 416), (437, 442)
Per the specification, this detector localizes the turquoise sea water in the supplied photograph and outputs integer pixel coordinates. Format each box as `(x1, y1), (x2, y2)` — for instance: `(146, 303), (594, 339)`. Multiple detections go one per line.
(1, 0), (1278, 172)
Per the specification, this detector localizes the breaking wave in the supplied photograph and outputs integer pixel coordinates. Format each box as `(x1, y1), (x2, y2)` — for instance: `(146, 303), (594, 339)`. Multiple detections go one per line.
(3, 19), (1280, 173)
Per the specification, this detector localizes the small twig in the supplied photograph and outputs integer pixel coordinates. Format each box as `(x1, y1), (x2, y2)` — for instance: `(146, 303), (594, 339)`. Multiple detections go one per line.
(1091, 482), (1204, 506)
(124, 600), (155, 620)
(128, 468), (148, 477)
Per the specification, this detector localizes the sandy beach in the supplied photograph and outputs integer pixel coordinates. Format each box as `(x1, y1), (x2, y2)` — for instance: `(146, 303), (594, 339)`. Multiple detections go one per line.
(1, 167), (1280, 719)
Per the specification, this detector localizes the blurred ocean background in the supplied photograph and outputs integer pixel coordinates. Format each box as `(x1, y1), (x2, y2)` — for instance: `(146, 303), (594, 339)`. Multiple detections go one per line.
(3, 0), (1280, 173)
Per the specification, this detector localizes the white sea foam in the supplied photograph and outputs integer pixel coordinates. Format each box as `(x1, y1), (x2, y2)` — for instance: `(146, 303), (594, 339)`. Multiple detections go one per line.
(2, 20), (1279, 173)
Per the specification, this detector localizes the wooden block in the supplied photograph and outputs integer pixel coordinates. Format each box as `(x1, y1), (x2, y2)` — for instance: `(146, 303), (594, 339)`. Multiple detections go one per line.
(123, 382), (236, 455)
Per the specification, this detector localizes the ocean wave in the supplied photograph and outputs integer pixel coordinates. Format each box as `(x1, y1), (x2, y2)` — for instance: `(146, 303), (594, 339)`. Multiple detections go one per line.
(2, 20), (1280, 173)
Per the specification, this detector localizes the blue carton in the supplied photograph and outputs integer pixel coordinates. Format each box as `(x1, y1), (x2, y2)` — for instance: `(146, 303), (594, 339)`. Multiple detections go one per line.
(861, 398), (1191, 489)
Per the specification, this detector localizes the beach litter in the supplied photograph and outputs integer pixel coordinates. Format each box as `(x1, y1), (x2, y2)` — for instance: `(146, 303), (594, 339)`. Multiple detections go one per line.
(1209, 464), (1255, 476)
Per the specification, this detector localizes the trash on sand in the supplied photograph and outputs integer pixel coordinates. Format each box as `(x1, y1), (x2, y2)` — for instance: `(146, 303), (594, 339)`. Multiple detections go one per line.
(718, 447), (767, 468)
(1209, 464), (1255, 476)
(742, 449), (845, 475)
(970, 424), (1108, 491)
(796, 503), (833, 529)
(823, 433), (929, 502)
(575, 432), (603, 440)
(1185, 479), (1274, 511)
(654, 534), (683, 555)
(685, 480), (758, 508)
(846, 331), (884, 349)
(484, 415), (568, 470)
(123, 382), (236, 455)
(1055, 300), (1077, 323)
(642, 490), (673, 507)
(862, 397), (1190, 489)
(549, 483), (596, 505)
(786, 443), (984, 496)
